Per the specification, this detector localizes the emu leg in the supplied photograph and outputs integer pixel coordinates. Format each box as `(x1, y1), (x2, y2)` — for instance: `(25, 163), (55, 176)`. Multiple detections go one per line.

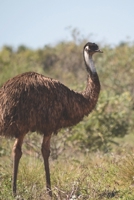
(41, 135), (52, 197)
(12, 134), (25, 196)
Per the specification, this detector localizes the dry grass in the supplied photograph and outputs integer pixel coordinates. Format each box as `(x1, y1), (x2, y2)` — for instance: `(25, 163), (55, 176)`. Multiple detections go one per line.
(1, 148), (134, 200)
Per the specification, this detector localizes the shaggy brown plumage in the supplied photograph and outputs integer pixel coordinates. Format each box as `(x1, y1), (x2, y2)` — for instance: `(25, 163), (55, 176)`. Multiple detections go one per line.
(0, 42), (102, 197)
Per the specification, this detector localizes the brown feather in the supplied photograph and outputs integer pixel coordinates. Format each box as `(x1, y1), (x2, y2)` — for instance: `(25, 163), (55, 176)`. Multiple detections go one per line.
(0, 70), (100, 137)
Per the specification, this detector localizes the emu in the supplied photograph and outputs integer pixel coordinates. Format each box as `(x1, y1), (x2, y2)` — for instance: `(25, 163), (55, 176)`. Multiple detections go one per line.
(0, 42), (102, 197)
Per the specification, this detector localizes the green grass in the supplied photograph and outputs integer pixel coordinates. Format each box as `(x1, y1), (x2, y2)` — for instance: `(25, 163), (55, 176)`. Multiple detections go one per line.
(1, 149), (134, 200)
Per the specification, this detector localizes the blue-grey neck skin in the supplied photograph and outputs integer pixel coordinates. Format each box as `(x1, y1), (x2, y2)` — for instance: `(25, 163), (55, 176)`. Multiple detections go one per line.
(83, 50), (96, 76)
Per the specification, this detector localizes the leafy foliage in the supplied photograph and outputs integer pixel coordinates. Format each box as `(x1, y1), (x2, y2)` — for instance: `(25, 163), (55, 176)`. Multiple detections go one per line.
(69, 91), (132, 152)
(0, 36), (134, 154)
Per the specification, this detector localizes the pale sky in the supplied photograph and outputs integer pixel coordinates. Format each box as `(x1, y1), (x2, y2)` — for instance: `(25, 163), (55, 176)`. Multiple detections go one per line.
(0, 0), (134, 49)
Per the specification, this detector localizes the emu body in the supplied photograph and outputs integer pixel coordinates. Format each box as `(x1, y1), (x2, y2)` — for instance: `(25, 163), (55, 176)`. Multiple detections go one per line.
(0, 72), (96, 137)
(0, 42), (102, 197)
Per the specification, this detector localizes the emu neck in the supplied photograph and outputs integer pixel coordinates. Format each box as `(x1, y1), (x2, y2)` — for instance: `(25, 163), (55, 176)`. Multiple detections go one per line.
(83, 73), (100, 103)
(82, 52), (101, 109)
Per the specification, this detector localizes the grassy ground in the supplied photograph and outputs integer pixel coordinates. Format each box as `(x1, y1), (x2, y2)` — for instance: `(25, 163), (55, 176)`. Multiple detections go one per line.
(1, 136), (134, 200)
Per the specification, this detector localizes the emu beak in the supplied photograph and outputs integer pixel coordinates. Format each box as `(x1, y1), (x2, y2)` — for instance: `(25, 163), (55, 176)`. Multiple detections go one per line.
(95, 49), (103, 53)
